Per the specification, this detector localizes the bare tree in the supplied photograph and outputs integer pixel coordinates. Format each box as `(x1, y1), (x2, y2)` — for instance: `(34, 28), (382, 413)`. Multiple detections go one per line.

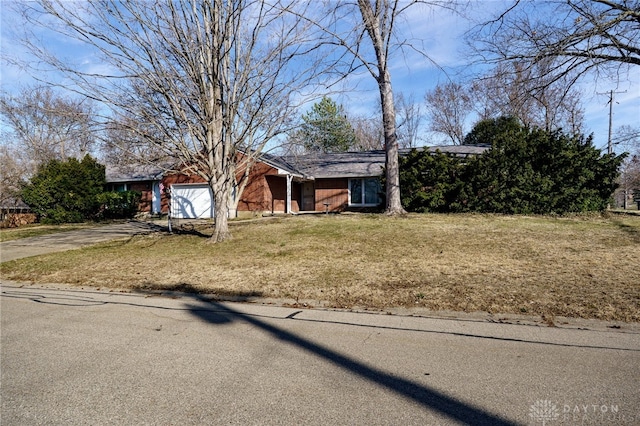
(0, 86), (97, 171)
(614, 125), (640, 208)
(16, 0), (321, 242)
(618, 155), (640, 208)
(471, 0), (639, 86)
(424, 81), (473, 145)
(0, 144), (28, 207)
(312, 1), (436, 213)
(471, 62), (585, 133)
(310, 0), (463, 212)
(395, 92), (423, 148)
(100, 116), (171, 172)
(351, 113), (385, 151)
(350, 0), (405, 214)
(425, 62), (585, 145)
(614, 125), (640, 153)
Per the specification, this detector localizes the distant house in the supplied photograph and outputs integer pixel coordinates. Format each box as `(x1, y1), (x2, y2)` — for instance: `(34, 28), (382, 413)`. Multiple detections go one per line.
(105, 145), (487, 219)
(0, 198), (36, 228)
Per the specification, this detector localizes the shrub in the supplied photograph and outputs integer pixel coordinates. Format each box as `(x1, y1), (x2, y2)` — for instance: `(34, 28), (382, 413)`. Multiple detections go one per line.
(397, 117), (626, 214)
(464, 124), (625, 214)
(97, 191), (141, 219)
(21, 155), (106, 223)
(398, 149), (466, 213)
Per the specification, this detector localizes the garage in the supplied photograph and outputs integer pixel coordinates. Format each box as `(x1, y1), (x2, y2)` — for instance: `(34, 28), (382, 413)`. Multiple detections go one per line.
(170, 184), (214, 219)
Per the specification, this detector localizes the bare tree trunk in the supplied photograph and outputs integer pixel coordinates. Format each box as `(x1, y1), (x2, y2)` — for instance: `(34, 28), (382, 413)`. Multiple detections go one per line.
(212, 181), (231, 242)
(357, 0), (406, 215)
(379, 70), (405, 214)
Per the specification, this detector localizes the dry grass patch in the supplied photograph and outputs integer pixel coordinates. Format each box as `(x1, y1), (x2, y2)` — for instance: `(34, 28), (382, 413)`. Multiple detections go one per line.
(2, 213), (639, 321)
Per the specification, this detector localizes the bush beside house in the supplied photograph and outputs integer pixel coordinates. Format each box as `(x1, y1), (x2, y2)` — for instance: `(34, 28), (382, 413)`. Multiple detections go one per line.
(97, 191), (142, 219)
(399, 118), (626, 214)
(19, 156), (144, 224)
(21, 155), (107, 224)
(397, 149), (466, 213)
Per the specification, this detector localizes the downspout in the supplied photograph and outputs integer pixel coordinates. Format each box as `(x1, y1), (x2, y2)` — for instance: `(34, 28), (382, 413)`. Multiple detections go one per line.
(286, 174), (293, 214)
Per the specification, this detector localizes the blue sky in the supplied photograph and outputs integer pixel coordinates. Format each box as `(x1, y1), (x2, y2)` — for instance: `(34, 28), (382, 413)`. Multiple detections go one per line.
(1, 1), (638, 154)
(330, 1), (639, 152)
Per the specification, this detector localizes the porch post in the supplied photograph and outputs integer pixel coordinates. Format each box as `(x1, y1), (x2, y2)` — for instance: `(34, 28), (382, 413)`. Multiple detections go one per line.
(286, 174), (293, 214)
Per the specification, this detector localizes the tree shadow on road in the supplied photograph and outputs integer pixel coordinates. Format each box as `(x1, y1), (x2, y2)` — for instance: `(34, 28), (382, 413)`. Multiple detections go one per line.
(181, 291), (519, 426)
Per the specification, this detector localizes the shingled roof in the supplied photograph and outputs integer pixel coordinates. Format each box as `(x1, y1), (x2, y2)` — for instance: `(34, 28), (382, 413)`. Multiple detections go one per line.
(0, 197), (31, 211)
(105, 163), (167, 183)
(282, 151), (386, 179)
(277, 145), (489, 179)
(104, 145), (490, 183)
(418, 144), (490, 157)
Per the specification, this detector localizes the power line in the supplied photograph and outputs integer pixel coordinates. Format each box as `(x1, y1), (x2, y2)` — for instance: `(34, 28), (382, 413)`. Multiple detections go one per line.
(597, 90), (627, 154)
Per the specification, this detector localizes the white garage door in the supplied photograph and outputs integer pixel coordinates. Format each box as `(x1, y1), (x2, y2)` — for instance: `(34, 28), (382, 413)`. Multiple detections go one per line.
(171, 184), (214, 219)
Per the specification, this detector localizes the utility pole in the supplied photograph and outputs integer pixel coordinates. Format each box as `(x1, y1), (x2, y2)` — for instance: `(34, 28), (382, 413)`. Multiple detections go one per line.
(608, 90), (613, 155)
(599, 90), (627, 154)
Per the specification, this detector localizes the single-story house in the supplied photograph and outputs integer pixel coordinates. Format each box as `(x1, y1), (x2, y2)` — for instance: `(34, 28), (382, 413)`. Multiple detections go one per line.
(105, 163), (166, 215)
(105, 145), (488, 219)
(0, 198), (36, 228)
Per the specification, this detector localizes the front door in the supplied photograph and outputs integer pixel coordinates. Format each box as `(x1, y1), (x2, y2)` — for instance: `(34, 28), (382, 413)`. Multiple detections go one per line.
(302, 182), (315, 211)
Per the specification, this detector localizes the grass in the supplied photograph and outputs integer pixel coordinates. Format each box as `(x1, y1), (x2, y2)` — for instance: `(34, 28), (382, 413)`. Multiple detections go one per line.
(2, 213), (639, 322)
(0, 223), (99, 242)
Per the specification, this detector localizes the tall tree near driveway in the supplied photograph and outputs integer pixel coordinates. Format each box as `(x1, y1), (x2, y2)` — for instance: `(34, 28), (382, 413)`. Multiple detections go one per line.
(15, 0), (322, 242)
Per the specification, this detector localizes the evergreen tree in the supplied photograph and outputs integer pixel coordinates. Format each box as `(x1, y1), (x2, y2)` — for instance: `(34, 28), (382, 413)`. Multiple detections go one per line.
(464, 120), (625, 214)
(462, 116), (522, 146)
(21, 155), (106, 223)
(398, 117), (625, 214)
(299, 97), (356, 153)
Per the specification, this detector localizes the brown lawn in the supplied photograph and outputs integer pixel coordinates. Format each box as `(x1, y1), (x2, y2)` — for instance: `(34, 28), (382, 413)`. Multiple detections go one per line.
(1, 213), (639, 321)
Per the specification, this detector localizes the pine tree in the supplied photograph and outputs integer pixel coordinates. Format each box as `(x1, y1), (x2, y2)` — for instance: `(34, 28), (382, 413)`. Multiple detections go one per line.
(299, 97), (356, 153)
(21, 155), (106, 223)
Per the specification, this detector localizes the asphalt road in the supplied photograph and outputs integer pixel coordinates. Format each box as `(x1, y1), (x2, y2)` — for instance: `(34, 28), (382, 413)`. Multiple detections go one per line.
(2, 283), (639, 425)
(0, 221), (164, 262)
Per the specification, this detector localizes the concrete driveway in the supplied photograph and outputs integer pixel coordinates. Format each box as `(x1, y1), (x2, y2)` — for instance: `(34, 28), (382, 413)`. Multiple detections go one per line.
(0, 221), (165, 262)
(2, 283), (639, 425)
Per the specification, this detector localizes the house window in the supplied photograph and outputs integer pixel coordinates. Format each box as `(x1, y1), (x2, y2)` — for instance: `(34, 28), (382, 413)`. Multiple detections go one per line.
(110, 183), (128, 192)
(349, 178), (381, 206)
